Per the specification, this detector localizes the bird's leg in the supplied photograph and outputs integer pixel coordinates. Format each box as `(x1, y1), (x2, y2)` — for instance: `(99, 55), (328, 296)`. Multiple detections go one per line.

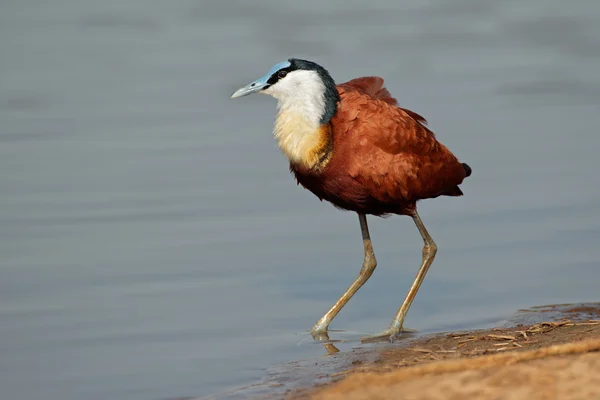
(311, 213), (377, 340)
(362, 210), (437, 342)
(389, 210), (437, 336)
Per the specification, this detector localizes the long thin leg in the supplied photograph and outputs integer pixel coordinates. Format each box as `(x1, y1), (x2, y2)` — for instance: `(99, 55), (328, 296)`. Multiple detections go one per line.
(362, 209), (437, 341)
(389, 210), (437, 333)
(311, 213), (377, 339)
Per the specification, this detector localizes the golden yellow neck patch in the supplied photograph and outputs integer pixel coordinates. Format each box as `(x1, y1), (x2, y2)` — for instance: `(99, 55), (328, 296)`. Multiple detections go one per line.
(274, 111), (332, 169)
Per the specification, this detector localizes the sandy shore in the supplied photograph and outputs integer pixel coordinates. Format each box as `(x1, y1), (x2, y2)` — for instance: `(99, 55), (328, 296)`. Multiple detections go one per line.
(210, 303), (600, 400)
(293, 320), (600, 399)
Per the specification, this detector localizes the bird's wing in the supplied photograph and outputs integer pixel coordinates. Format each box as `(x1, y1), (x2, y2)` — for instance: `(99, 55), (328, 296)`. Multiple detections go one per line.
(337, 77), (428, 126)
(337, 76), (398, 106)
(335, 77), (437, 156)
(333, 77), (467, 201)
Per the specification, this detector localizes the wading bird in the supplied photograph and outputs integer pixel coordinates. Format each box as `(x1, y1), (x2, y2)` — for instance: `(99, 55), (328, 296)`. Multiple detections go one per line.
(231, 58), (471, 340)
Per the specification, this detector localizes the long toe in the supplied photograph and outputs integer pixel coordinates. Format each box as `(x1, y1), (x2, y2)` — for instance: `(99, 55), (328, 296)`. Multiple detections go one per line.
(360, 328), (401, 343)
(360, 327), (418, 343)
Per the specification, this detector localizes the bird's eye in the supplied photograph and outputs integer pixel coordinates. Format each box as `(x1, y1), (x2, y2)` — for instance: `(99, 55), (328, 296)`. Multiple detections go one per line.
(278, 70), (288, 78)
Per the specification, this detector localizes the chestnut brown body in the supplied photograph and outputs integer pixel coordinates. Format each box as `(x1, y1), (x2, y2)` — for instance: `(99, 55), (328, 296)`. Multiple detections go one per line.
(290, 77), (470, 216)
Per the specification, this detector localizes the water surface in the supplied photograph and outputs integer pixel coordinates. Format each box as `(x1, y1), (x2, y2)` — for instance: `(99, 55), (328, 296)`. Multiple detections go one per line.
(1, 1), (600, 399)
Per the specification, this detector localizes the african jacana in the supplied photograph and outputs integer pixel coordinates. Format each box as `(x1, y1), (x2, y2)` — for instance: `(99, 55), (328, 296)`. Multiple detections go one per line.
(231, 58), (471, 340)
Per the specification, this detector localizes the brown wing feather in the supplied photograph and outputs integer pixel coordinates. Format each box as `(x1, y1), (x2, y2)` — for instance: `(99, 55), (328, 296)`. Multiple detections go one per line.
(338, 76), (398, 106)
(338, 77), (428, 125)
(332, 77), (467, 206)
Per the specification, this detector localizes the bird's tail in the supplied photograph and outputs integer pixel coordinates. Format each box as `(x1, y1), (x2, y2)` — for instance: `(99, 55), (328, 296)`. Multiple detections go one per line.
(462, 163), (472, 177)
(442, 163), (471, 197)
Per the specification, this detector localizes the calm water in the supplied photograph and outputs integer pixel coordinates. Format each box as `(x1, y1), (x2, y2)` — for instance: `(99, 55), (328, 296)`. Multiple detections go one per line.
(1, 1), (600, 399)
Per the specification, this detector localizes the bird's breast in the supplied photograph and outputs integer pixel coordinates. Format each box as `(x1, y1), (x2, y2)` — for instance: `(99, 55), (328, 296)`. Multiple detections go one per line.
(274, 111), (332, 169)
(291, 157), (375, 214)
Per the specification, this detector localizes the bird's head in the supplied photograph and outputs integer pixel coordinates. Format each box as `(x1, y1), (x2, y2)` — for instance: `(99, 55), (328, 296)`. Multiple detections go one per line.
(230, 58), (340, 125)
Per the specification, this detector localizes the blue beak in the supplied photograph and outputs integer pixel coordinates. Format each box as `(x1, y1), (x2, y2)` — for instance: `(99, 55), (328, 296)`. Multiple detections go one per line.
(230, 60), (292, 99)
(230, 76), (269, 99)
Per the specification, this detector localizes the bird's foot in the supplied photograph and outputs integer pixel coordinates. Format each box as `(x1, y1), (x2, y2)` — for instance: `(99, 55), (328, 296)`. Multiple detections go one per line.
(360, 325), (417, 343)
(360, 328), (401, 343)
(310, 321), (331, 341)
(311, 331), (330, 341)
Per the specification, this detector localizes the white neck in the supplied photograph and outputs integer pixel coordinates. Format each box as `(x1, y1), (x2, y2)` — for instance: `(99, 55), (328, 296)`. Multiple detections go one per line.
(263, 69), (326, 127)
(262, 70), (328, 165)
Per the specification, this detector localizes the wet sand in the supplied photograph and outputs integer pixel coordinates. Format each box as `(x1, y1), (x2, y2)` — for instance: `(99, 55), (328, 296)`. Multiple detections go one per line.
(210, 304), (600, 400)
(282, 304), (600, 400)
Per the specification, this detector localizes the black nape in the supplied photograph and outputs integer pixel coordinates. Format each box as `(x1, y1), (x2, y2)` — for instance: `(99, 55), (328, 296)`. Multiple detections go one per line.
(289, 58), (340, 124)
